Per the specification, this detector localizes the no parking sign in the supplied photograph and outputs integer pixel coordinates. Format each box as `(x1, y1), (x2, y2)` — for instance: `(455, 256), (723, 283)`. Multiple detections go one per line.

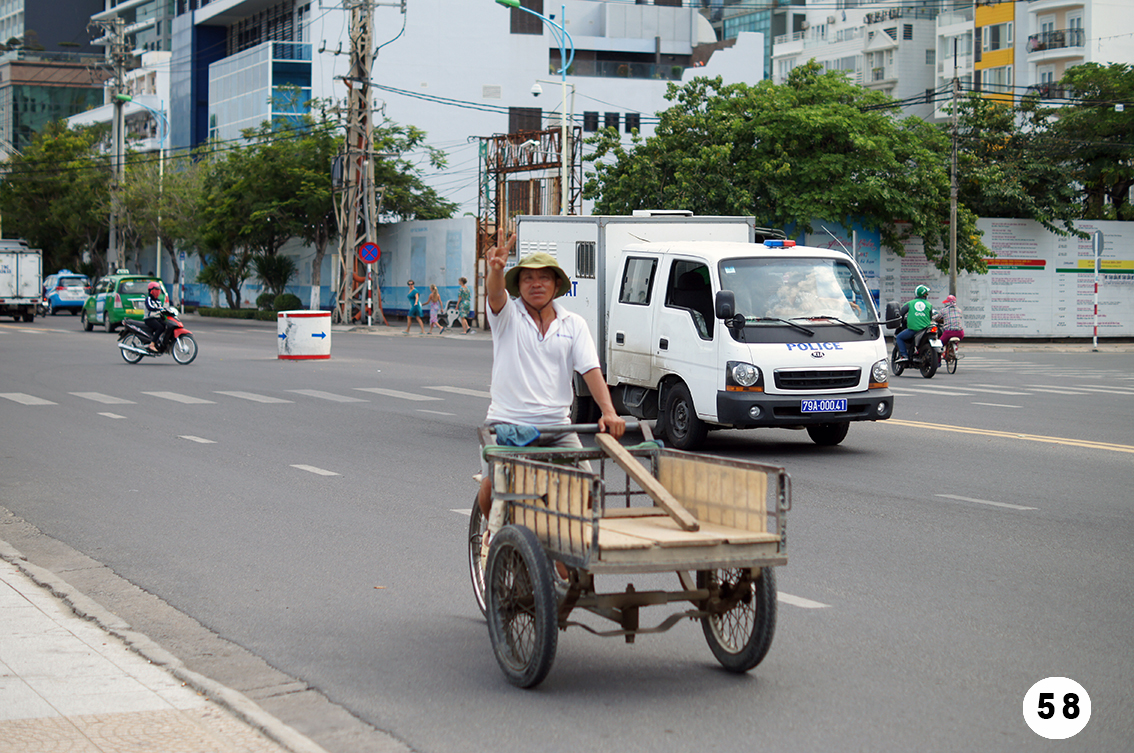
(358, 242), (380, 264)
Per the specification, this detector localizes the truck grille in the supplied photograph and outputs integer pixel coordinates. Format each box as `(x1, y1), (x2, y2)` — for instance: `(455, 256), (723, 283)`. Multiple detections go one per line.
(774, 368), (861, 391)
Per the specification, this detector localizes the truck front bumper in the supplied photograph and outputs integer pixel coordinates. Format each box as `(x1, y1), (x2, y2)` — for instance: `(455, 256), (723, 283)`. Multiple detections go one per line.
(716, 389), (894, 428)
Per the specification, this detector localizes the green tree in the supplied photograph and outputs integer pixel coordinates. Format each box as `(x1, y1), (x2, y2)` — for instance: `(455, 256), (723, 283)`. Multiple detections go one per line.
(253, 252), (297, 298)
(584, 66), (988, 273)
(953, 94), (1082, 236)
(0, 121), (110, 273)
(1024, 62), (1134, 220)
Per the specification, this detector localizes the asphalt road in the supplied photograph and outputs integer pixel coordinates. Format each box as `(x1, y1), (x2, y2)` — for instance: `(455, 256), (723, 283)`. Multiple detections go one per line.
(1, 314), (1132, 753)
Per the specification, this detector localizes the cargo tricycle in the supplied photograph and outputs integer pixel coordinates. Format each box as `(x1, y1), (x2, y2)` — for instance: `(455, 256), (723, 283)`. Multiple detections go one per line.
(468, 424), (790, 688)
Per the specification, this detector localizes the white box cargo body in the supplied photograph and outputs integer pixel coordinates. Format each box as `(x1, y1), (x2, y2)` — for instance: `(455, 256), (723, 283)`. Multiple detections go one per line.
(0, 240), (42, 323)
(513, 213), (894, 449)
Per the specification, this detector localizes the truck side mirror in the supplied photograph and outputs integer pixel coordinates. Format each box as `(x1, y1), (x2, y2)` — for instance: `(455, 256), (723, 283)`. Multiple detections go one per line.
(715, 290), (735, 320)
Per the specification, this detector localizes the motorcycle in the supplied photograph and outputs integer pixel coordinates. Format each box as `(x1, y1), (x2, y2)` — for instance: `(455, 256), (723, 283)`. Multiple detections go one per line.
(117, 308), (198, 365)
(884, 303), (943, 379)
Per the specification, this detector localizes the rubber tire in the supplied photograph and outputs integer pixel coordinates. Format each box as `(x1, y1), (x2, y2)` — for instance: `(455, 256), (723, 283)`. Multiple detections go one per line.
(946, 345), (958, 374)
(171, 334), (198, 365)
(485, 525), (558, 689)
(890, 344), (905, 377)
(918, 344), (938, 379)
(120, 334), (144, 364)
(806, 422), (849, 446)
(468, 494), (488, 617)
(22, 313), (33, 322)
(663, 382), (707, 451)
(699, 566), (777, 673)
(104, 314), (114, 333)
(570, 393), (599, 424)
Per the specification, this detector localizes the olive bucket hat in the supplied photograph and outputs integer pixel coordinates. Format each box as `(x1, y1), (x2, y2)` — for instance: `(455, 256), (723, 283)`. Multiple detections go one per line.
(504, 252), (571, 299)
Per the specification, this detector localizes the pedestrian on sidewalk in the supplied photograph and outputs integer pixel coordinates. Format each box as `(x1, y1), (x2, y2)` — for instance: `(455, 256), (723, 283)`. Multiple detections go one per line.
(427, 283), (445, 334)
(404, 280), (425, 334)
(457, 276), (474, 334)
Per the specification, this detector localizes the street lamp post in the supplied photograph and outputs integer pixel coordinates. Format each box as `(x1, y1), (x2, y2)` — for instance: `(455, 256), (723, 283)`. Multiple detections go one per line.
(495, 0), (574, 215)
(116, 94), (169, 287)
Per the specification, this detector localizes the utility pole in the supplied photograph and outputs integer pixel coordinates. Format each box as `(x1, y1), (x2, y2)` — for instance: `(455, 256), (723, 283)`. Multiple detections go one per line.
(92, 17), (130, 272)
(948, 39), (959, 297)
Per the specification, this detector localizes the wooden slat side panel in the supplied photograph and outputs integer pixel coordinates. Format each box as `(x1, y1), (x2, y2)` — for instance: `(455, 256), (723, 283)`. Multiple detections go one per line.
(657, 456), (768, 533)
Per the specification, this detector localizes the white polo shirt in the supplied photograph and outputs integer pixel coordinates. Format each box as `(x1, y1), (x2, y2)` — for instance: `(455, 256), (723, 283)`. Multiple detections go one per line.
(485, 295), (601, 426)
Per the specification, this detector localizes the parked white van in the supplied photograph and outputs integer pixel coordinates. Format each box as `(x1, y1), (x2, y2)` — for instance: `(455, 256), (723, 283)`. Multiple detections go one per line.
(514, 213), (893, 449)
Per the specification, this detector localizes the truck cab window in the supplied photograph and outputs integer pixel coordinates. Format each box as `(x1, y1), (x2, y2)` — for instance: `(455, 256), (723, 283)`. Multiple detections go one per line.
(665, 261), (713, 340)
(618, 257), (656, 305)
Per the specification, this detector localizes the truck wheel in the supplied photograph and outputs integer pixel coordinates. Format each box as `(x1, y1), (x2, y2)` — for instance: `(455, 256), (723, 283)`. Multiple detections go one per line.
(22, 312), (33, 323)
(664, 382), (707, 451)
(570, 394), (598, 424)
(700, 566), (776, 673)
(81, 311), (94, 331)
(806, 422), (849, 446)
(485, 525), (558, 688)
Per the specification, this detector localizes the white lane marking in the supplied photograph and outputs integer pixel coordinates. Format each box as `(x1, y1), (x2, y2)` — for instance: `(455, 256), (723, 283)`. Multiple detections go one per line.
(71, 392), (136, 404)
(291, 464), (340, 476)
(214, 391), (293, 403)
(99, 412), (126, 419)
(425, 386), (492, 399)
(972, 402), (1021, 408)
(143, 391), (216, 404)
(452, 509), (472, 516)
(888, 386), (973, 396)
(355, 387), (441, 401)
(952, 386), (1032, 396)
(0, 393), (56, 405)
(936, 493), (1037, 511)
(417, 409), (456, 416)
(179, 435), (216, 444)
(1022, 387), (1091, 396)
(1069, 385), (1134, 395)
(777, 592), (830, 609)
(288, 389), (367, 403)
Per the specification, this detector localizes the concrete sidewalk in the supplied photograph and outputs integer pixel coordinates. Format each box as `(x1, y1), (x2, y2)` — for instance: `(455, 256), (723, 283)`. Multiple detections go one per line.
(0, 550), (328, 753)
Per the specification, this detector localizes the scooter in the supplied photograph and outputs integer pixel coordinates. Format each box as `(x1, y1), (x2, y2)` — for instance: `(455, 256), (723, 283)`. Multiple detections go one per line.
(117, 308), (198, 365)
(884, 303), (943, 379)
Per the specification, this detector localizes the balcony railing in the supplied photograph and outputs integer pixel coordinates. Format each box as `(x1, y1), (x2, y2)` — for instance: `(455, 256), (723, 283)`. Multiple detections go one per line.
(1027, 28), (1085, 53)
(1025, 82), (1070, 100)
(569, 59), (685, 81)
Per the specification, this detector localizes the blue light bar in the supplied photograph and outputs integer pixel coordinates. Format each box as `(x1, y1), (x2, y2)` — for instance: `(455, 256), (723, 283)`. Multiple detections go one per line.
(763, 239), (796, 248)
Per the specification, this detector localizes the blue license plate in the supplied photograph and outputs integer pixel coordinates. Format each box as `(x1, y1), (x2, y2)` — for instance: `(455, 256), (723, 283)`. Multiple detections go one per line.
(801, 399), (847, 413)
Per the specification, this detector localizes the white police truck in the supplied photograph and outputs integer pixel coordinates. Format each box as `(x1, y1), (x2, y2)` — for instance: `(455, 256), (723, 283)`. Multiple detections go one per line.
(513, 212), (893, 449)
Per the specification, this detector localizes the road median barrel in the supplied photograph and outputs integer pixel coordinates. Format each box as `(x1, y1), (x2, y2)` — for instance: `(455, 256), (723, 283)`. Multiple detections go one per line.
(278, 310), (331, 360)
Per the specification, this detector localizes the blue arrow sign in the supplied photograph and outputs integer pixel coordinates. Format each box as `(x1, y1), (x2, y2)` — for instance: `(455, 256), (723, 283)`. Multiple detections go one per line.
(278, 333), (286, 339)
(311, 332), (326, 339)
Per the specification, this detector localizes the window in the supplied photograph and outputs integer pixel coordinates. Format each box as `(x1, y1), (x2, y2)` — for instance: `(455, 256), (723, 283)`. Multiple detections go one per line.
(625, 113), (640, 133)
(619, 257), (657, 305)
(982, 65), (1012, 96)
(604, 112), (619, 130)
(582, 111), (598, 132)
(509, 0), (544, 35)
(903, 24), (912, 41)
(576, 242), (596, 279)
(926, 49), (935, 65)
(983, 22), (1012, 52)
(665, 261), (713, 340)
(508, 107), (541, 133)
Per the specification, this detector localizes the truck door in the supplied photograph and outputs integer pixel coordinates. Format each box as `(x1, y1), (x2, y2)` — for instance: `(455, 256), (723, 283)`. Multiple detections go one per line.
(607, 255), (659, 386)
(656, 259), (717, 418)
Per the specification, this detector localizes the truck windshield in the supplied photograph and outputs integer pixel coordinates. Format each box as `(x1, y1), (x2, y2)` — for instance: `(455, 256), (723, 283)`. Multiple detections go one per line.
(718, 257), (876, 325)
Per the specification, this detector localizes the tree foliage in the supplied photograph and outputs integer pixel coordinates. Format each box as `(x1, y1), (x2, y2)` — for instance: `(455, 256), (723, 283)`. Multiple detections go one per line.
(583, 65), (988, 273)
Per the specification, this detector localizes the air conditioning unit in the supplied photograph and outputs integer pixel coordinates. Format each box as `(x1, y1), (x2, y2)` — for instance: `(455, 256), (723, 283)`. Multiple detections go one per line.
(828, 15), (837, 24)
(801, 20), (810, 30)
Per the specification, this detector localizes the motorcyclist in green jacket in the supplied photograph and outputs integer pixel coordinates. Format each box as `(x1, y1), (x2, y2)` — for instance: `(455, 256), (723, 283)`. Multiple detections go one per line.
(895, 285), (934, 362)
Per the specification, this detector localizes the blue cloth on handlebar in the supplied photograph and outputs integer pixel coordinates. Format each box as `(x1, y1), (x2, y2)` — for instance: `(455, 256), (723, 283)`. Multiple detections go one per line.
(494, 423), (540, 447)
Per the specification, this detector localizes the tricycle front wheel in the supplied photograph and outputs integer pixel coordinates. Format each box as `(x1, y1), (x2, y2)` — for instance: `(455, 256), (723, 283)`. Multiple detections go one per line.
(699, 566), (777, 673)
(485, 525), (558, 688)
(468, 494), (488, 616)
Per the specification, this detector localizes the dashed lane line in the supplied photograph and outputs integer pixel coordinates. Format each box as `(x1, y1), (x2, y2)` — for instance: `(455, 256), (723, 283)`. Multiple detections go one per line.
(936, 493), (1037, 511)
(98, 412), (126, 419)
(70, 392), (136, 404)
(425, 386), (492, 399)
(888, 386), (973, 396)
(179, 435), (216, 444)
(142, 391), (216, 404)
(0, 393), (56, 405)
(291, 464), (340, 476)
(972, 402), (1021, 409)
(287, 389), (367, 403)
(417, 409), (456, 416)
(884, 418), (1134, 454)
(214, 391), (293, 403)
(355, 387), (441, 401)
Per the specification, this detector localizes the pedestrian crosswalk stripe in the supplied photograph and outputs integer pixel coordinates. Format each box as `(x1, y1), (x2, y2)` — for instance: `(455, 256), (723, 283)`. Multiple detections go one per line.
(291, 464), (339, 476)
(777, 592), (830, 609)
(179, 435), (216, 444)
(355, 387), (441, 401)
(214, 391), (293, 403)
(70, 392), (136, 404)
(0, 393), (56, 405)
(287, 389), (367, 402)
(142, 391), (217, 404)
(99, 412), (127, 419)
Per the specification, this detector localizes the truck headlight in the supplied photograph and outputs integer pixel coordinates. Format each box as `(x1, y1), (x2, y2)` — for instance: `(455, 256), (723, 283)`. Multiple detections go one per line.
(871, 358), (889, 384)
(728, 361), (760, 387)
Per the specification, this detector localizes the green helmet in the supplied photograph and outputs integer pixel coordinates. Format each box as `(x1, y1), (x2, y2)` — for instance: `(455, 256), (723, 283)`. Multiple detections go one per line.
(915, 285), (929, 299)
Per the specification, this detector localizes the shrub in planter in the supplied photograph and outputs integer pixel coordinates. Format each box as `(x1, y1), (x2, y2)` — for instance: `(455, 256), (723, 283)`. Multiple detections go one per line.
(274, 293), (303, 311)
(256, 292), (276, 310)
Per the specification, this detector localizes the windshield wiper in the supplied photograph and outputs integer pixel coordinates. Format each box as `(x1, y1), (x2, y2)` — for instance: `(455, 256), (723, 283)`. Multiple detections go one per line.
(749, 317), (814, 336)
(791, 316), (865, 334)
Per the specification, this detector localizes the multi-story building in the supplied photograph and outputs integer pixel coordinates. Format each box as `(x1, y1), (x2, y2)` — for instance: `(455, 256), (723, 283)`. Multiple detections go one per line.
(707, 0), (806, 79)
(89, 0), (176, 54)
(0, 50), (109, 158)
(0, 0), (104, 53)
